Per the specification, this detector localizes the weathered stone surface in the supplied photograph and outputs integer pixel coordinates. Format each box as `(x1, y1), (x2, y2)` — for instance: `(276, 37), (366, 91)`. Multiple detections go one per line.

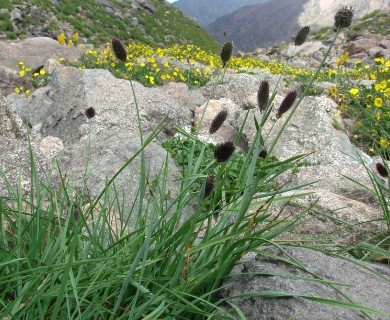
(41, 68), (192, 143)
(0, 138), (57, 196)
(0, 95), (24, 139)
(0, 65), (32, 96)
(202, 73), (287, 109)
(220, 246), (390, 320)
(275, 189), (383, 245)
(0, 37), (83, 71)
(241, 96), (373, 195)
(58, 129), (181, 219)
(7, 86), (53, 127)
(286, 40), (327, 57)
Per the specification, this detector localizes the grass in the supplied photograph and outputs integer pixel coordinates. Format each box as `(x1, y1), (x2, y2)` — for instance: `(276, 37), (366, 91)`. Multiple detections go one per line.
(2, 8), (390, 320)
(0, 0), (220, 52)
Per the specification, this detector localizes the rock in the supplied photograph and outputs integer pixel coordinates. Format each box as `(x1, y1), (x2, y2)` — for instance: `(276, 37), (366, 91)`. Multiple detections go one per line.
(0, 37), (83, 72)
(136, 0), (156, 14)
(347, 37), (382, 56)
(0, 95), (24, 139)
(10, 8), (23, 23)
(220, 246), (390, 320)
(37, 135), (64, 160)
(275, 189), (383, 245)
(202, 73), (286, 110)
(0, 138), (57, 196)
(0, 65), (32, 96)
(286, 41), (327, 57)
(0, 96), (60, 196)
(58, 129), (181, 220)
(8, 86), (53, 127)
(41, 68), (192, 143)
(29, 6), (41, 22)
(159, 82), (190, 106)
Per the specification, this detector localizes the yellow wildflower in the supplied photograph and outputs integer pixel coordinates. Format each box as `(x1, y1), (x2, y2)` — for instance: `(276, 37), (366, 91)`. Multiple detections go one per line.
(14, 87), (20, 93)
(376, 112), (381, 120)
(25, 89), (30, 94)
(57, 33), (66, 45)
(33, 72), (39, 77)
(349, 88), (359, 95)
(19, 70), (25, 77)
(39, 69), (46, 75)
(380, 139), (389, 148)
(375, 57), (384, 65)
(374, 97), (382, 108)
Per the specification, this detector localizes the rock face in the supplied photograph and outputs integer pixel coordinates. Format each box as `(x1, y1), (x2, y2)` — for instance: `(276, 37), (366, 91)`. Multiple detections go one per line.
(0, 37), (83, 71)
(220, 246), (390, 320)
(41, 68), (192, 143)
(0, 95), (62, 195)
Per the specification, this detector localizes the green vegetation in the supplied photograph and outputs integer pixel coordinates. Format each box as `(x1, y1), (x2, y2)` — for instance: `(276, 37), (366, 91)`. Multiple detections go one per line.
(0, 0), (220, 52)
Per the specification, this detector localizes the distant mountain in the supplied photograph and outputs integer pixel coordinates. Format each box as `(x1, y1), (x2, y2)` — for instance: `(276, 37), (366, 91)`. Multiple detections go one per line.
(206, 0), (389, 52)
(172, 0), (270, 26)
(207, 0), (307, 52)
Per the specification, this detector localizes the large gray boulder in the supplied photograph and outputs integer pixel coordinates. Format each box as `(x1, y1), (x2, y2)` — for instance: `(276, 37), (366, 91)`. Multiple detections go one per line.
(0, 95), (24, 139)
(201, 73), (287, 110)
(221, 246), (390, 320)
(42, 68), (192, 143)
(58, 129), (181, 211)
(0, 37), (83, 71)
(0, 95), (62, 196)
(241, 95), (374, 197)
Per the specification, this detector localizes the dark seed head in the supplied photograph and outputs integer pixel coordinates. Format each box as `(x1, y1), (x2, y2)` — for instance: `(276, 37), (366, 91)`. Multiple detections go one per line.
(276, 91), (298, 119)
(214, 141), (235, 162)
(294, 26), (310, 46)
(111, 38), (127, 62)
(85, 107), (96, 119)
(204, 174), (216, 197)
(334, 6), (354, 30)
(209, 109), (228, 134)
(259, 149), (268, 158)
(376, 163), (388, 178)
(220, 41), (234, 68)
(257, 80), (270, 112)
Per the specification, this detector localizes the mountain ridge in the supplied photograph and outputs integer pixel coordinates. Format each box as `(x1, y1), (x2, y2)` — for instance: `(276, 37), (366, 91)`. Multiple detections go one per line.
(173, 0), (270, 26)
(205, 0), (389, 51)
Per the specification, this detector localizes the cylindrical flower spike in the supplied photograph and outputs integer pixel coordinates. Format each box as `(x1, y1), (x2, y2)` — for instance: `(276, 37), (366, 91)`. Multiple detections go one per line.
(294, 26), (310, 46)
(376, 163), (388, 178)
(111, 38), (127, 62)
(276, 91), (298, 119)
(209, 109), (228, 134)
(334, 6), (354, 30)
(204, 174), (216, 197)
(257, 80), (270, 112)
(214, 141), (235, 162)
(85, 107), (96, 119)
(220, 41), (234, 68)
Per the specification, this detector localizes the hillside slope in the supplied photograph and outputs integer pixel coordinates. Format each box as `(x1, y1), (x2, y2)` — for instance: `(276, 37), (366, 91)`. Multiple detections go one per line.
(207, 0), (307, 52)
(206, 0), (389, 51)
(0, 0), (220, 52)
(173, 0), (270, 26)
